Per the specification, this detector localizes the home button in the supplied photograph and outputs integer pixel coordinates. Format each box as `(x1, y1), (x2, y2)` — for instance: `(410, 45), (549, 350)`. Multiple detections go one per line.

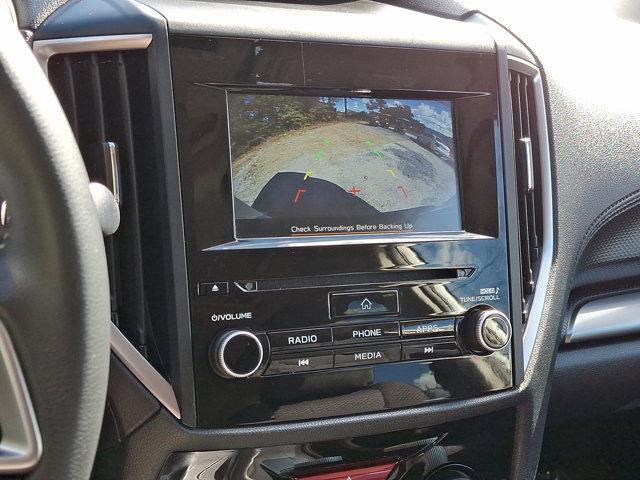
(329, 291), (399, 319)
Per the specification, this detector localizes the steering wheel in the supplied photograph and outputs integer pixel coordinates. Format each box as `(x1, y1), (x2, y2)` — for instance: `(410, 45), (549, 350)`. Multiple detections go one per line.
(0, 9), (111, 480)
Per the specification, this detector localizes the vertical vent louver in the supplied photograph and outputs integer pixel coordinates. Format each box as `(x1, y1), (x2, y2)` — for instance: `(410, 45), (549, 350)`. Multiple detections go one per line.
(509, 69), (543, 325)
(47, 50), (167, 374)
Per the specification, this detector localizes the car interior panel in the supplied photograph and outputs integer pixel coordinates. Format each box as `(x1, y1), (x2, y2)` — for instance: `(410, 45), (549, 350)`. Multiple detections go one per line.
(2, 0), (640, 479)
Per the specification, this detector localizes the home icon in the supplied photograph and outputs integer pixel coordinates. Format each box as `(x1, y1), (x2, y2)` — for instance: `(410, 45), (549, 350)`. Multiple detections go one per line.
(360, 298), (373, 310)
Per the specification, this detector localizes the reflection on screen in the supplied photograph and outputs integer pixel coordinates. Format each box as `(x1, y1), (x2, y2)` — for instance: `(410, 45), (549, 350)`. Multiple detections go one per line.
(228, 93), (461, 239)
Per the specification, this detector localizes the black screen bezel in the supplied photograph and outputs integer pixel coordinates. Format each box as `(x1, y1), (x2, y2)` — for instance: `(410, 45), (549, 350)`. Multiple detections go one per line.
(171, 38), (501, 253)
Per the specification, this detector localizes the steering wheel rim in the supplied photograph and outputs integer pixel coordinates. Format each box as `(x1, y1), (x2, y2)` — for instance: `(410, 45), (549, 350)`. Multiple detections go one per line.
(0, 10), (111, 480)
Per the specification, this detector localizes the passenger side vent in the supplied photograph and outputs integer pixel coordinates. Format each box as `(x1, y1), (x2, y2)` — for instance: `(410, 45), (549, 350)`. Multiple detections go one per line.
(509, 69), (543, 325)
(47, 50), (170, 377)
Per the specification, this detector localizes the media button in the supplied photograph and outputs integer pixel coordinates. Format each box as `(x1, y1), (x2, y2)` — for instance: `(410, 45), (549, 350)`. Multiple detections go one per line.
(330, 291), (399, 319)
(401, 318), (456, 339)
(268, 328), (332, 349)
(265, 351), (333, 375)
(334, 344), (401, 368)
(402, 342), (460, 361)
(333, 322), (399, 344)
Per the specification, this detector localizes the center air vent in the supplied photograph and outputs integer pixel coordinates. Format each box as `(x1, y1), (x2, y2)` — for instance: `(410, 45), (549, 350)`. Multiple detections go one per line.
(47, 49), (170, 378)
(509, 68), (544, 325)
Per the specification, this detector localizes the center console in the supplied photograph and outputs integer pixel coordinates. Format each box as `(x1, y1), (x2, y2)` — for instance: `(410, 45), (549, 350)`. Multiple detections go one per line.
(171, 36), (523, 427)
(33, 0), (550, 476)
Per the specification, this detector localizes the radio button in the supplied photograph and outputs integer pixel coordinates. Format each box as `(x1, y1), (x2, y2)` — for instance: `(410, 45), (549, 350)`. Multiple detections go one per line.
(401, 318), (456, 339)
(268, 328), (332, 349)
(330, 291), (399, 319)
(334, 344), (401, 368)
(333, 322), (399, 344)
(402, 342), (461, 361)
(265, 351), (333, 375)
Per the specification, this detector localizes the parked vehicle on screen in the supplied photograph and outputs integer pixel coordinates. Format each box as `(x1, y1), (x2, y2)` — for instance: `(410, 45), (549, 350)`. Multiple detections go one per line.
(417, 132), (451, 159)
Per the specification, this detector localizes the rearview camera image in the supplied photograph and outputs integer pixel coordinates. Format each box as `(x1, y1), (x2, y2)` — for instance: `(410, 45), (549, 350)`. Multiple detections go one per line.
(228, 93), (461, 239)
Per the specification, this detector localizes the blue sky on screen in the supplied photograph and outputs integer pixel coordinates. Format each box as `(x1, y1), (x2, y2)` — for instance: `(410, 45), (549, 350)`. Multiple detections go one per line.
(336, 97), (453, 138)
(240, 94), (454, 138)
(402, 99), (453, 138)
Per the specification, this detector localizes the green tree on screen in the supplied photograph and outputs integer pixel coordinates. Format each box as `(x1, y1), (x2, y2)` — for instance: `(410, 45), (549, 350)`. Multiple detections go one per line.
(228, 94), (341, 156)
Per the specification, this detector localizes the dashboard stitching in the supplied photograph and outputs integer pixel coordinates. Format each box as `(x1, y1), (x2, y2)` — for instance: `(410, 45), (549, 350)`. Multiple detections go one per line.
(575, 189), (640, 271)
(563, 189), (640, 336)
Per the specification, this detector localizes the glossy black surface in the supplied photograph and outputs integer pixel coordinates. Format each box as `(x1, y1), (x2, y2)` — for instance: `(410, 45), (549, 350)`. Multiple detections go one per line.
(158, 411), (514, 479)
(171, 36), (518, 427)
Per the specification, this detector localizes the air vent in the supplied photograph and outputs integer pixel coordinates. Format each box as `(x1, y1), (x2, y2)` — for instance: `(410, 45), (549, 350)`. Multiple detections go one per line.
(47, 50), (170, 377)
(509, 69), (543, 324)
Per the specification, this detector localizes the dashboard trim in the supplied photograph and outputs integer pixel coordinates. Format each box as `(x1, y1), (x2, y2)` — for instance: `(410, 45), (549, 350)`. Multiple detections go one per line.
(111, 323), (181, 419)
(208, 232), (492, 251)
(566, 292), (640, 344)
(144, 0), (494, 52)
(507, 55), (554, 371)
(0, 321), (42, 474)
(32, 33), (152, 75)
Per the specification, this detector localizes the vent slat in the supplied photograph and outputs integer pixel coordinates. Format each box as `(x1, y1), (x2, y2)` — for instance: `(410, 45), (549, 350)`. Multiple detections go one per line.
(62, 56), (79, 137)
(89, 53), (107, 143)
(510, 69), (543, 322)
(512, 72), (534, 296)
(111, 52), (148, 349)
(47, 48), (157, 362)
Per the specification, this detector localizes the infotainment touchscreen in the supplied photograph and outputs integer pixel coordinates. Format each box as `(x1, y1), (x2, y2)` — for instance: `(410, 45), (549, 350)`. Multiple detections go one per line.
(228, 93), (462, 239)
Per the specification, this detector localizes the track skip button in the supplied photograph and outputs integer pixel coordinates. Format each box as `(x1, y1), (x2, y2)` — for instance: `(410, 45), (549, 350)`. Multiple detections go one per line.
(265, 351), (333, 375)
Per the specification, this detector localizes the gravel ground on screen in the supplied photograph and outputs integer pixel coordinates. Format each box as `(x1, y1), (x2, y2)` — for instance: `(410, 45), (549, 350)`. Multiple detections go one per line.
(232, 121), (457, 212)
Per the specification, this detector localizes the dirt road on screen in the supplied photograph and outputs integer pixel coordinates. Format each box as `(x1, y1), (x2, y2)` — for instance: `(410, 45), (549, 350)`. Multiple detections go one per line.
(232, 121), (456, 212)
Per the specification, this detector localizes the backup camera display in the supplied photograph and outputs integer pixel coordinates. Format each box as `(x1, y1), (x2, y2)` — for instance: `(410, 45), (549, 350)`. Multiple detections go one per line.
(228, 93), (462, 239)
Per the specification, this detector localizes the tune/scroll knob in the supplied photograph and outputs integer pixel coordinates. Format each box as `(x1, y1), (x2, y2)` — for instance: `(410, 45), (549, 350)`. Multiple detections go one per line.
(461, 306), (512, 354)
(210, 330), (264, 379)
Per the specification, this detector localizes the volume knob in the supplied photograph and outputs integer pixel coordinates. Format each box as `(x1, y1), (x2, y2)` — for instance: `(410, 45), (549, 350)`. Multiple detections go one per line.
(210, 330), (264, 379)
(461, 307), (511, 354)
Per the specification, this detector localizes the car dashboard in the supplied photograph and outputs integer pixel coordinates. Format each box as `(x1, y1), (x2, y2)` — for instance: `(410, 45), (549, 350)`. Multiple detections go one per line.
(4, 0), (640, 478)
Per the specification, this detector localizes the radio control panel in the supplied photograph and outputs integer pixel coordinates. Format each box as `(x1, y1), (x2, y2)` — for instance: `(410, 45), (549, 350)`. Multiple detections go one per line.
(190, 264), (516, 428)
(208, 301), (511, 380)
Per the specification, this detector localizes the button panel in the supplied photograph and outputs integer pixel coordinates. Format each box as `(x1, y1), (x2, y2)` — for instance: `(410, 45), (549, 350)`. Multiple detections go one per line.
(334, 344), (401, 367)
(266, 351), (333, 375)
(268, 328), (332, 349)
(333, 322), (399, 344)
(254, 315), (472, 376)
(401, 318), (456, 339)
(330, 291), (399, 319)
